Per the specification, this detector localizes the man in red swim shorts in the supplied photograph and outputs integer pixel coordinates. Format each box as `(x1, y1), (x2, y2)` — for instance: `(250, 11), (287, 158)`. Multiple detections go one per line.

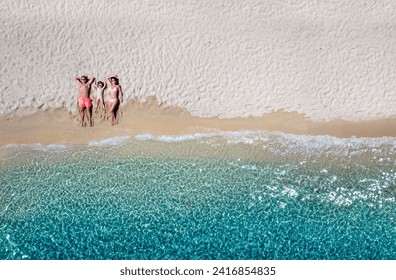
(74, 75), (95, 126)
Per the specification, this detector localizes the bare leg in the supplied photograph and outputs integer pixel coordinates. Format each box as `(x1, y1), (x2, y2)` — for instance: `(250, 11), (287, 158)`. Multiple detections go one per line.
(94, 98), (99, 113)
(100, 99), (106, 120)
(87, 106), (93, 127)
(109, 101), (118, 126)
(78, 106), (86, 127)
(101, 99), (105, 112)
(107, 101), (111, 120)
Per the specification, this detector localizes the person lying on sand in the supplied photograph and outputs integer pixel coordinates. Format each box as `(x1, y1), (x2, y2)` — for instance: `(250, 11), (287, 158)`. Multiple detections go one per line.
(106, 75), (123, 126)
(75, 75), (95, 127)
(94, 78), (106, 115)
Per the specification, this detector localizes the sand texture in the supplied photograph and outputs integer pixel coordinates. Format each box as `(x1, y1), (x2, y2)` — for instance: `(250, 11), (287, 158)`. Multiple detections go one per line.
(1, 98), (396, 147)
(1, 0), (396, 121)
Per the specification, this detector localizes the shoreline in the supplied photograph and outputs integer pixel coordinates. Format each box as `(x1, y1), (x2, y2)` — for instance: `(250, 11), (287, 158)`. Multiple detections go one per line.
(1, 98), (396, 147)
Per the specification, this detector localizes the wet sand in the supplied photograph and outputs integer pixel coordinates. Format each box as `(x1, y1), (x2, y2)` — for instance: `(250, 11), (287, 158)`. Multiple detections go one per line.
(1, 98), (395, 147)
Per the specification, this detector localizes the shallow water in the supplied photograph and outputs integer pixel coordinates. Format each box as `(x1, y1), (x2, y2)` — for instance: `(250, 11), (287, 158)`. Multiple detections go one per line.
(0, 131), (395, 259)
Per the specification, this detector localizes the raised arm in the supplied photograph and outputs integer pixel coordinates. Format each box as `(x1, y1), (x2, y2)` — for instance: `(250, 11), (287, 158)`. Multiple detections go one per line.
(107, 74), (118, 81)
(87, 76), (95, 85)
(74, 76), (82, 85)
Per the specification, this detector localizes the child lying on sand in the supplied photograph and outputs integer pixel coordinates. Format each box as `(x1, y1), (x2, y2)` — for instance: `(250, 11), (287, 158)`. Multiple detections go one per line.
(94, 78), (107, 117)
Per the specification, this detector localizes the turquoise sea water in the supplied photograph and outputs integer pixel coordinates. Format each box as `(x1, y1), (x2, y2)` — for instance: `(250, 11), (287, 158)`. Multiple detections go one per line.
(0, 131), (395, 259)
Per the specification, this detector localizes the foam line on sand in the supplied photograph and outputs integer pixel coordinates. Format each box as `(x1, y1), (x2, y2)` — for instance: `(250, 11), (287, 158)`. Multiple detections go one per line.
(1, 99), (396, 147)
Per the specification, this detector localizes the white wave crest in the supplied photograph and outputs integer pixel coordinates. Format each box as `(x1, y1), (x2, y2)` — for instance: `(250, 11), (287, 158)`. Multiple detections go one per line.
(3, 143), (67, 152)
(88, 136), (131, 146)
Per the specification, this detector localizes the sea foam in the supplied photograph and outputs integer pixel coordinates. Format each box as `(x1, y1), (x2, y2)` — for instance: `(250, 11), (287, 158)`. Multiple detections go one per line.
(3, 130), (396, 156)
(3, 143), (67, 152)
(88, 136), (131, 146)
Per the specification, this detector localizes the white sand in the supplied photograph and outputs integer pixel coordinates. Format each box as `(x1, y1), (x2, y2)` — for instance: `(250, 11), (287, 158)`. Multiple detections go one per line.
(0, 0), (395, 121)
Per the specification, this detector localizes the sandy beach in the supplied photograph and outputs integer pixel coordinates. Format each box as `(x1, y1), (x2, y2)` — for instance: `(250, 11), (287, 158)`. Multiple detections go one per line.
(1, 97), (396, 147)
(2, 1), (396, 265)
(1, 0), (396, 145)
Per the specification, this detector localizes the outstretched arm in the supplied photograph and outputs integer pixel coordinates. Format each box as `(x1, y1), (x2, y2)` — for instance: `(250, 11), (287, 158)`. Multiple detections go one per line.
(103, 77), (107, 89)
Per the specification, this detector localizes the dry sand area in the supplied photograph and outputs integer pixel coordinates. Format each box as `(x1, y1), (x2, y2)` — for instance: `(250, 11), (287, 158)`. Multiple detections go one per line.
(1, 0), (396, 145)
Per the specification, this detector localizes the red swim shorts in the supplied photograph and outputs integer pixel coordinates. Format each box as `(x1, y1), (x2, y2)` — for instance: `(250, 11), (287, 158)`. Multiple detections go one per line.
(79, 98), (92, 108)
